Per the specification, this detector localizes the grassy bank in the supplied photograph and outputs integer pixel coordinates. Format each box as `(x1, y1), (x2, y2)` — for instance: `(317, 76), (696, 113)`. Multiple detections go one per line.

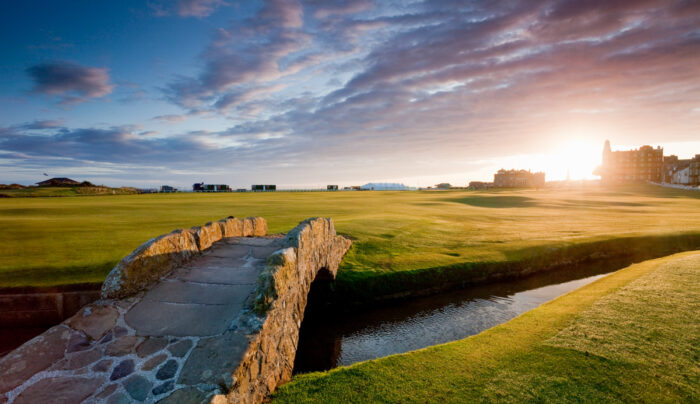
(273, 251), (700, 403)
(0, 186), (139, 198)
(0, 184), (698, 287)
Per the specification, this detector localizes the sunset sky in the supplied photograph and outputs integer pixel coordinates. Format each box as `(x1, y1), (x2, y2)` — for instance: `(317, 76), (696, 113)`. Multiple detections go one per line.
(1, 0), (699, 188)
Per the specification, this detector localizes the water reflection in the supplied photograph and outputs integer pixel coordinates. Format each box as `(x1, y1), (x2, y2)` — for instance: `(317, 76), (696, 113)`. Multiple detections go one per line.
(294, 257), (632, 374)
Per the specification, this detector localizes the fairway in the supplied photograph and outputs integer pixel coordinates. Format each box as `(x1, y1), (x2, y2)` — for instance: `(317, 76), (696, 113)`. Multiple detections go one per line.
(0, 184), (699, 287)
(272, 251), (700, 403)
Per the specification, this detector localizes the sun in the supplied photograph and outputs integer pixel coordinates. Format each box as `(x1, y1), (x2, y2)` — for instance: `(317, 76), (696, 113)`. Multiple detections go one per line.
(544, 139), (602, 181)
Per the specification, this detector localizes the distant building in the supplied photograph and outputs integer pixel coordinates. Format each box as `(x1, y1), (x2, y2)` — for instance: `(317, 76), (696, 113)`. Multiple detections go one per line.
(360, 183), (410, 190)
(468, 181), (492, 190)
(667, 155), (700, 186)
(160, 185), (177, 193)
(327, 185), (338, 191)
(599, 140), (663, 184)
(435, 183), (452, 189)
(343, 186), (362, 190)
(193, 182), (231, 192)
(251, 184), (276, 191)
(36, 177), (80, 187)
(493, 169), (545, 188)
(663, 154), (700, 186)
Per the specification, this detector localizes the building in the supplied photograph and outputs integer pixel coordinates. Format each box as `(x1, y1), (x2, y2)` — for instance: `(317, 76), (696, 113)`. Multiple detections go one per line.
(360, 183), (410, 190)
(468, 181), (492, 190)
(493, 169), (545, 188)
(160, 185), (177, 193)
(327, 185), (338, 191)
(666, 155), (700, 186)
(193, 183), (231, 192)
(599, 140), (663, 184)
(435, 183), (452, 189)
(663, 154), (700, 186)
(251, 184), (276, 191)
(36, 177), (80, 187)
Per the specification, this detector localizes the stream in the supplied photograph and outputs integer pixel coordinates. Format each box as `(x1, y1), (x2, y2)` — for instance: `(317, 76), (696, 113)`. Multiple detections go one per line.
(293, 257), (632, 374)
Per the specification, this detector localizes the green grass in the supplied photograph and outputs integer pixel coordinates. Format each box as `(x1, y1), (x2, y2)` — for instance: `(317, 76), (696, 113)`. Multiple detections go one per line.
(0, 184), (699, 287)
(0, 186), (139, 198)
(272, 251), (700, 403)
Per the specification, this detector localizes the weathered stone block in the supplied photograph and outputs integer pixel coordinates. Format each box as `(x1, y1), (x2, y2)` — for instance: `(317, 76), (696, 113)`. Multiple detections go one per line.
(195, 221), (223, 251)
(106, 335), (142, 356)
(125, 374), (152, 401)
(156, 359), (178, 380)
(136, 337), (168, 357)
(218, 217), (244, 238)
(251, 217), (268, 237)
(65, 304), (118, 340)
(156, 387), (211, 404)
(179, 331), (248, 387)
(92, 358), (114, 373)
(142, 353), (167, 371)
(110, 359), (135, 380)
(101, 229), (199, 299)
(13, 376), (105, 404)
(0, 325), (72, 394)
(242, 217), (254, 237)
(167, 338), (193, 357)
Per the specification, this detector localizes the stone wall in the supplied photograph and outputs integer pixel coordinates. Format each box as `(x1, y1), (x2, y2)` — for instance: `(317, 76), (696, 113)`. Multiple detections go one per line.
(220, 217), (352, 403)
(0, 284), (101, 328)
(101, 217), (267, 299)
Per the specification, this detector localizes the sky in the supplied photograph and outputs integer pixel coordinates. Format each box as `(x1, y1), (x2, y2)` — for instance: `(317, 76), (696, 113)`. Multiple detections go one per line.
(1, 0), (699, 189)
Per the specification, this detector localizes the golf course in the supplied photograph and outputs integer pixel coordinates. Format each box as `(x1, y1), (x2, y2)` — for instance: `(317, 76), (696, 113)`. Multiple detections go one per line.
(1, 184), (699, 291)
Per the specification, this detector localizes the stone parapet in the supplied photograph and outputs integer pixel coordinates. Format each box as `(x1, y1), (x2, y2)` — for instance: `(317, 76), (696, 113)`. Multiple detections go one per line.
(223, 217), (352, 403)
(101, 217), (267, 299)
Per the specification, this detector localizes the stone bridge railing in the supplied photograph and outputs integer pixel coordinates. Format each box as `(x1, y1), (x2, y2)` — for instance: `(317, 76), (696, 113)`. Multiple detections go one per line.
(224, 217), (351, 403)
(0, 217), (351, 404)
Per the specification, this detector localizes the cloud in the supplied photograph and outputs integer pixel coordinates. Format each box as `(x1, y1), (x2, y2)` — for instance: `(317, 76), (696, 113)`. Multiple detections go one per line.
(164, 0), (319, 111)
(26, 61), (114, 104)
(152, 114), (189, 123)
(19, 120), (64, 130)
(0, 125), (212, 165)
(7, 0), (700, 186)
(149, 0), (228, 17)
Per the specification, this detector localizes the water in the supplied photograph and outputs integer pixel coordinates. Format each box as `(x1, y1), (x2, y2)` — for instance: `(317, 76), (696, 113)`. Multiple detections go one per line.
(294, 258), (629, 373)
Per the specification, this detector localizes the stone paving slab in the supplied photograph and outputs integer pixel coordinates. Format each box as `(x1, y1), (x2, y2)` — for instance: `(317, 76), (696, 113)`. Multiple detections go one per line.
(125, 300), (242, 337)
(142, 281), (252, 305)
(125, 239), (273, 338)
(178, 263), (261, 285)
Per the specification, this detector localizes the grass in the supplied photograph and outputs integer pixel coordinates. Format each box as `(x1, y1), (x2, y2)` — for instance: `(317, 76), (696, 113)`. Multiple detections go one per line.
(0, 184), (699, 287)
(272, 251), (700, 403)
(0, 186), (139, 198)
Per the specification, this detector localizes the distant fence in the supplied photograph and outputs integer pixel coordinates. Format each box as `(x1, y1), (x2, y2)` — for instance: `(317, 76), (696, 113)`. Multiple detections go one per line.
(648, 181), (700, 191)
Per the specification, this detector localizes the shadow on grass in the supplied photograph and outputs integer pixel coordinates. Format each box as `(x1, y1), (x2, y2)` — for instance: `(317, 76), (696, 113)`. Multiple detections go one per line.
(557, 199), (648, 208)
(445, 195), (540, 208)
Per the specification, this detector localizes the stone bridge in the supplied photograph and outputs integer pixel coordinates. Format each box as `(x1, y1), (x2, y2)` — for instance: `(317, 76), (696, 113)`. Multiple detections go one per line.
(0, 217), (351, 404)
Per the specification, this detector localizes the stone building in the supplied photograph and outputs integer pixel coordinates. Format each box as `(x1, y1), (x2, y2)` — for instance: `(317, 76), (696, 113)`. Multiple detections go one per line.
(599, 140), (663, 184)
(663, 154), (700, 186)
(493, 169), (545, 188)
